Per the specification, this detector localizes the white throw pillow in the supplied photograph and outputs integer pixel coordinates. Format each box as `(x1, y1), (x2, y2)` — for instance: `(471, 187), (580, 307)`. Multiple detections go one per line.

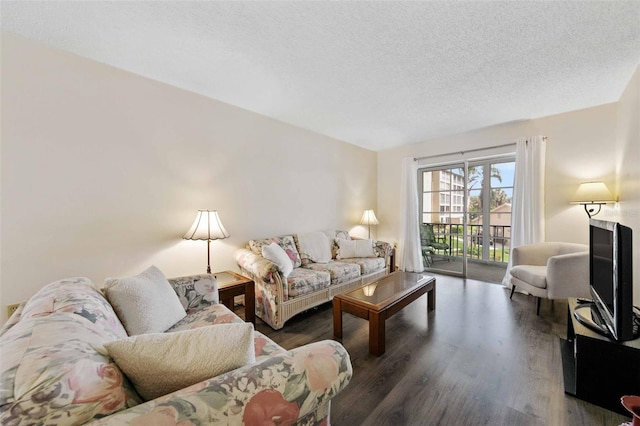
(104, 265), (186, 336)
(337, 239), (377, 259)
(262, 242), (294, 277)
(105, 323), (255, 401)
(297, 231), (332, 263)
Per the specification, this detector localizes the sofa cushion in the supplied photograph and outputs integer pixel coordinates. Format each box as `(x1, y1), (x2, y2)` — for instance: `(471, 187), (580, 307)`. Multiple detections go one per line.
(336, 239), (377, 259)
(262, 242), (294, 277)
(249, 235), (302, 268)
(302, 261), (361, 285)
(168, 303), (246, 331)
(168, 274), (219, 314)
(296, 231), (332, 264)
(0, 313), (142, 426)
(340, 257), (386, 275)
(287, 268), (331, 298)
(104, 266), (187, 335)
(510, 265), (547, 289)
(105, 323), (256, 401)
(166, 304), (286, 362)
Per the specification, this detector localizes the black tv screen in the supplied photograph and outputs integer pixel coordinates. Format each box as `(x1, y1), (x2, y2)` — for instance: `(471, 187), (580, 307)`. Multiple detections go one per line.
(589, 219), (635, 341)
(590, 225), (614, 315)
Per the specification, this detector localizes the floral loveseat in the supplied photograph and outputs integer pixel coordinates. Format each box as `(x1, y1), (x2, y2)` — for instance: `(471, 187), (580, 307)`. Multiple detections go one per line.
(0, 272), (352, 425)
(235, 230), (391, 330)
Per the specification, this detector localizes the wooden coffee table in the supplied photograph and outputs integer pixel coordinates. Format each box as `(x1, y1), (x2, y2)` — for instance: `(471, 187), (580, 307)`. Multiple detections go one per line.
(333, 271), (435, 356)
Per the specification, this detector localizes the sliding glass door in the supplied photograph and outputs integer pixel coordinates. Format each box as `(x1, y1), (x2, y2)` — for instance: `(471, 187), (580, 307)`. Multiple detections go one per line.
(419, 164), (466, 275)
(419, 157), (515, 280)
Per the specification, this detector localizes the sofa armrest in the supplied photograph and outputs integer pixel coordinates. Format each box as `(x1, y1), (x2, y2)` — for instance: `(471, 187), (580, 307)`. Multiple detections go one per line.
(235, 248), (290, 328)
(168, 274), (219, 314)
(87, 340), (352, 425)
(374, 240), (392, 259)
(234, 248), (280, 283)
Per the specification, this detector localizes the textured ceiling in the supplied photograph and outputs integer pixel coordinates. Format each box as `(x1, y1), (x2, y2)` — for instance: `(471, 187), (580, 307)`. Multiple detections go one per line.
(2, 1), (639, 151)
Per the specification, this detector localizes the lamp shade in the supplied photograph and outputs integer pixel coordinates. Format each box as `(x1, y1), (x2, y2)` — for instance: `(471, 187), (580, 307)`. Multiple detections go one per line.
(360, 209), (379, 226)
(570, 182), (616, 204)
(183, 210), (230, 241)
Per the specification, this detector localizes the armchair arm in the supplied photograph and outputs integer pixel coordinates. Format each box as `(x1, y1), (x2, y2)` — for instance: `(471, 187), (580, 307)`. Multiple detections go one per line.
(87, 340), (353, 425)
(547, 251), (590, 299)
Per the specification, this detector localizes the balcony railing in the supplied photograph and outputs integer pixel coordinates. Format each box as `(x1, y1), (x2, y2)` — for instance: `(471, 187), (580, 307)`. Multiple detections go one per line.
(424, 223), (511, 263)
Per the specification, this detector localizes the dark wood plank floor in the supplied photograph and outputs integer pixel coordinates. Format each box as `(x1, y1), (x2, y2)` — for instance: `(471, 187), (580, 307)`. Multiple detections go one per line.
(252, 274), (630, 426)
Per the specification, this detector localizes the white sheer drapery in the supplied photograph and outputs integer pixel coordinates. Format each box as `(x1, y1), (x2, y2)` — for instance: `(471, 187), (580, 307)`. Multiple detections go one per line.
(399, 157), (424, 272)
(502, 135), (546, 287)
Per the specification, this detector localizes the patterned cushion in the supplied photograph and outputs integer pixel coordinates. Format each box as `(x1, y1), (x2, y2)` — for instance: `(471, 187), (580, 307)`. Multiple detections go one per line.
(168, 303), (244, 331)
(340, 257), (386, 275)
(302, 261), (361, 285)
(0, 313), (142, 426)
(287, 268), (331, 298)
(167, 304), (285, 361)
(249, 235), (302, 268)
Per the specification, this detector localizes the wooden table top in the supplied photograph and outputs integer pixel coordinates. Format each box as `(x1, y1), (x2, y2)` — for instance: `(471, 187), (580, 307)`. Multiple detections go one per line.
(335, 271), (434, 311)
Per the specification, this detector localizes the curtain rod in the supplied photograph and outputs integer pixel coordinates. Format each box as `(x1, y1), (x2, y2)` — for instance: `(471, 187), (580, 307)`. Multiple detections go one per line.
(413, 136), (547, 162)
(414, 142), (516, 161)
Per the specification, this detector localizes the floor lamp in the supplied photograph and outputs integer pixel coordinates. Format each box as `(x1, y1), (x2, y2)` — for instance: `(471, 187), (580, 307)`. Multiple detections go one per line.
(183, 210), (230, 273)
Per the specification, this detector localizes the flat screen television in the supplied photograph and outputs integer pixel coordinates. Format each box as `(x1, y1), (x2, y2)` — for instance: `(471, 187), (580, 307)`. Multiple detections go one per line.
(588, 219), (636, 341)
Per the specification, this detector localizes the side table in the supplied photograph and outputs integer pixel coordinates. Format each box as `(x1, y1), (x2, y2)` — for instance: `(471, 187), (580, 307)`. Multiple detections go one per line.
(214, 270), (255, 325)
(389, 247), (396, 273)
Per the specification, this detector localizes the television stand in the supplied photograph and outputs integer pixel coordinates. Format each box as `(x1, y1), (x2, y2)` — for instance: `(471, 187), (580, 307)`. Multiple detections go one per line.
(573, 302), (610, 337)
(560, 298), (640, 415)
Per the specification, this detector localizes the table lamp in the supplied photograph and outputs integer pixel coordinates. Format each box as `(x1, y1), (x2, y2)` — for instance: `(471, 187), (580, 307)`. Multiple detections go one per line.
(183, 210), (230, 273)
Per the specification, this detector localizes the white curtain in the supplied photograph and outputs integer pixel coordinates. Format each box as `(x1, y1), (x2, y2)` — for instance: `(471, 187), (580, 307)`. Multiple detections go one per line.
(502, 135), (546, 287)
(399, 157), (424, 272)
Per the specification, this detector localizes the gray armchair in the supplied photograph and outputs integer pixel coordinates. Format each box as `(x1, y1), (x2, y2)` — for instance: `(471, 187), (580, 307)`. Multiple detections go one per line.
(509, 242), (590, 314)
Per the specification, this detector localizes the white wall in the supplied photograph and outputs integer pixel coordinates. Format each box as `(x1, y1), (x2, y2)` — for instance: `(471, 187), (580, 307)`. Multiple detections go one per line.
(0, 33), (378, 320)
(377, 104), (617, 245)
(614, 66), (640, 306)
(378, 68), (638, 305)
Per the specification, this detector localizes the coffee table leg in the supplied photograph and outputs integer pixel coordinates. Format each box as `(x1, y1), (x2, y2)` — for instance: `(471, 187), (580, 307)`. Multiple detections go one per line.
(369, 311), (385, 356)
(333, 298), (343, 339)
(428, 284), (436, 311)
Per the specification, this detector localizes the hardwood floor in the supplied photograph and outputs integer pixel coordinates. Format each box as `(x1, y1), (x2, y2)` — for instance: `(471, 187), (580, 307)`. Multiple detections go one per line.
(253, 274), (630, 425)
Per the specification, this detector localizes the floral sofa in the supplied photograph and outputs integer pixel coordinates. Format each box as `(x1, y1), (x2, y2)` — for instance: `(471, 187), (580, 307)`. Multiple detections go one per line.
(235, 230), (392, 330)
(0, 274), (352, 425)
